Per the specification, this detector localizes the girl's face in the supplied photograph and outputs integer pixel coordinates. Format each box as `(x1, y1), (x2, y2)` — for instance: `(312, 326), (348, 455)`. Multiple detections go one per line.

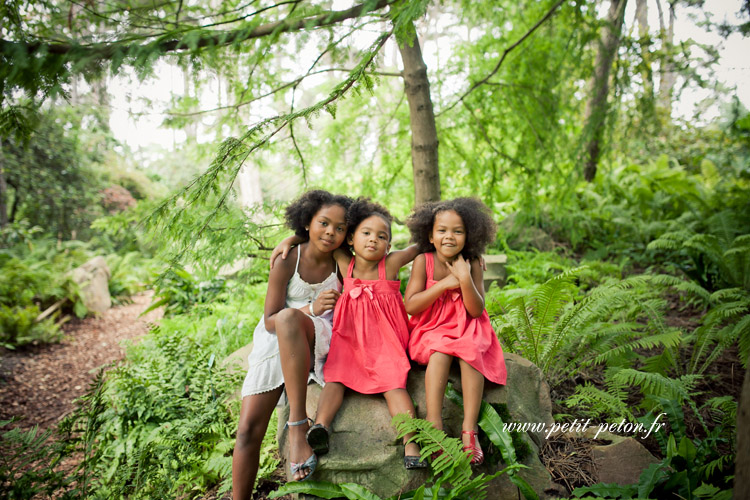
(307, 204), (347, 253)
(429, 209), (466, 260)
(348, 214), (391, 261)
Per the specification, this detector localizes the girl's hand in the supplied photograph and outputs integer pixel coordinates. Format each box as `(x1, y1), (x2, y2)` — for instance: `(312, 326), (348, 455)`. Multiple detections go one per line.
(447, 255), (472, 283)
(312, 289), (341, 315)
(440, 273), (460, 291)
(270, 235), (304, 269)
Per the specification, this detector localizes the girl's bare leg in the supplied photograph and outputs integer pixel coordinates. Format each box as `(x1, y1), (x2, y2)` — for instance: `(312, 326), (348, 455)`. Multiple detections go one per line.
(315, 381), (345, 429)
(384, 388), (421, 457)
(458, 359), (484, 448)
(275, 308), (316, 480)
(232, 387), (284, 500)
(424, 352), (453, 430)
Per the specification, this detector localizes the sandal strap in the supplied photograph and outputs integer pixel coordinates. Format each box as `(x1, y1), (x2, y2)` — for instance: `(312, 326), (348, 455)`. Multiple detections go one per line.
(286, 417), (312, 428)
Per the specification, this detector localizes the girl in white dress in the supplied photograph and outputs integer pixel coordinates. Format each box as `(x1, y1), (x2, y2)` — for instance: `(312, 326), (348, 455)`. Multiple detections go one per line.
(232, 190), (351, 497)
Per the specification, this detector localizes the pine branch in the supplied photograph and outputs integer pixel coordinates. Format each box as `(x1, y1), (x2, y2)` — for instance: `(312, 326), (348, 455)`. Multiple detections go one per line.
(1, 0), (394, 57)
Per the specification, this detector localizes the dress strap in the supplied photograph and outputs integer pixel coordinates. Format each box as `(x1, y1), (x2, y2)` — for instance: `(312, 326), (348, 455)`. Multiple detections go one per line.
(346, 257), (356, 278)
(378, 256), (387, 280)
(425, 252), (434, 281)
(294, 245), (302, 274)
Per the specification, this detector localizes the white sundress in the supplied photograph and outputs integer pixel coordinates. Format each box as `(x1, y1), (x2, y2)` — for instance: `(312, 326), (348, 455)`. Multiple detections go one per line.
(241, 246), (341, 399)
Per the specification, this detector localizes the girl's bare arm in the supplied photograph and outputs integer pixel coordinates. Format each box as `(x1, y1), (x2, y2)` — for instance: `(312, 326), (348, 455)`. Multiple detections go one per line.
(385, 244), (419, 279)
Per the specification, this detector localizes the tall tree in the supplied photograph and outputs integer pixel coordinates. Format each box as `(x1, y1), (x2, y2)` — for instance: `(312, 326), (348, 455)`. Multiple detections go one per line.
(0, 141), (7, 229)
(398, 23), (441, 204)
(582, 0), (627, 182)
(656, 0), (677, 114)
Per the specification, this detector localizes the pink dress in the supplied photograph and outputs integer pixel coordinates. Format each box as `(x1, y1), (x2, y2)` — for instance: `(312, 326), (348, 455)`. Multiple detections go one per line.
(324, 257), (411, 394)
(408, 252), (507, 385)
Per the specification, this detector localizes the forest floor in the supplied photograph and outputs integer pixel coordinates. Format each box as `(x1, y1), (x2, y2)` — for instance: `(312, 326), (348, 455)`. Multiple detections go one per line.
(0, 292), (163, 432)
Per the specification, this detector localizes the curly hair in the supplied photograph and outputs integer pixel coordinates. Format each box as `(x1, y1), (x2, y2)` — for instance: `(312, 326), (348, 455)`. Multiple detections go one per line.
(284, 190), (354, 239)
(344, 197), (393, 250)
(406, 197), (497, 260)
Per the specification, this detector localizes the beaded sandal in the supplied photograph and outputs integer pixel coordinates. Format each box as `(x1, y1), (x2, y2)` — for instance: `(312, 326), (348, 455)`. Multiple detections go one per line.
(285, 417), (317, 481)
(461, 430), (484, 466)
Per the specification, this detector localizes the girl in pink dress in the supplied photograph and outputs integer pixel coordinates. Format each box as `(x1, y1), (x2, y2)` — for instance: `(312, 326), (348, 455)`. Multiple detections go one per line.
(308, 198), (427, 469)
(404, 198), (506, 466)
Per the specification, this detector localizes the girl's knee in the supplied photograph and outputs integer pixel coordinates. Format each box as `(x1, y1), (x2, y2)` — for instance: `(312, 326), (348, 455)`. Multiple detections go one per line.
(275, 308), (306, 337)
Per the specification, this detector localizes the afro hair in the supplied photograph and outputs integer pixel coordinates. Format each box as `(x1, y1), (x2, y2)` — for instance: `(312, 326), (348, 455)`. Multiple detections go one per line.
(405, 197), (497, 260)
(284, 190), (354, 240)
(346, 197), (393, 238)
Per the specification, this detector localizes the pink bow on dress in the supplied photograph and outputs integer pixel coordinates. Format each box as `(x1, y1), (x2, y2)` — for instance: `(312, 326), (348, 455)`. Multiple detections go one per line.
(349, 280), (374, 300)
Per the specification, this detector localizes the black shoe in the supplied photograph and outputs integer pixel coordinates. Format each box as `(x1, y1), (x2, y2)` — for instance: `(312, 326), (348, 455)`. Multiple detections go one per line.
(306, 423), (330, 456)
(404, 455), (428, 470)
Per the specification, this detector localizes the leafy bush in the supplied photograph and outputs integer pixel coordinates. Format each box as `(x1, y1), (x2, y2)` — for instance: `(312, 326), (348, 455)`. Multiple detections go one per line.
(0, 304), (61, 349)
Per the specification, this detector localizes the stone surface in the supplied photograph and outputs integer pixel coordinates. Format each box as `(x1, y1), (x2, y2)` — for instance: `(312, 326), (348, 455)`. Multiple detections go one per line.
(588, 431), (659, 486)
(71, 256), (111, 314)
(225, 347), (557, 499)
(555, 429), (660, 487)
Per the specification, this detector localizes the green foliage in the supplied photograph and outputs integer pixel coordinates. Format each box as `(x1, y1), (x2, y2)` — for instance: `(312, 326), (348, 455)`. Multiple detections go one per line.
(444, 385), (537, 500)
(61, 330), (243, 498)
(58, 280), (263, 499)
(1, 110), (106, 239)
(572, 398), (734, 499)
(0, 419), (71, 499)
(0, 304), (61, 349)
(492, 269), (683, 388)
(146, 265), (226, 317)
(393, 414), (520, 500)
(0, 233), (157, 346)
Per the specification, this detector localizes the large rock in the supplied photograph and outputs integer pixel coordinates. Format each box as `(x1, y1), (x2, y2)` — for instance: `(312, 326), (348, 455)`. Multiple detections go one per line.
(71, 256), (111, 313)
(275, 352), (556, 499)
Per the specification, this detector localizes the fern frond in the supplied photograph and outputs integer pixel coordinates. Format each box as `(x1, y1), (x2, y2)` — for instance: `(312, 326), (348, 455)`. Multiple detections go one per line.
(609, 368), (692, 402)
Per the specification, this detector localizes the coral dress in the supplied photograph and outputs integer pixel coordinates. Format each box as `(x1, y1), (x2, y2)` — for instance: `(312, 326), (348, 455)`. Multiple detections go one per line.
(408, 252), (507, 385)
(324, 257), (412, 394)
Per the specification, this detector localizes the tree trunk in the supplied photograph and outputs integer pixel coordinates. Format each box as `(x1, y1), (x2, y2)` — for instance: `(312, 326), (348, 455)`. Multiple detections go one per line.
(736, 359), (750, 498)
(398, 25), (441, 204)
(635, 0), (654, 102)
(0, 141), (7, 229)
(657, 0), (676, 114)
(582, 0), (627, 182)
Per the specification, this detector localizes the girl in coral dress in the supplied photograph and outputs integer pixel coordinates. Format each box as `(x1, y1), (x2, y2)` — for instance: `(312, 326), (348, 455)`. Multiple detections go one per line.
(308, 197), (427, 469)
(404, 198), (506, 466)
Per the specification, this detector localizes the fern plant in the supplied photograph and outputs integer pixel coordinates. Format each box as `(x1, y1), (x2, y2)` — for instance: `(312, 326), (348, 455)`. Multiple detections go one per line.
(492, 269), (685, 388)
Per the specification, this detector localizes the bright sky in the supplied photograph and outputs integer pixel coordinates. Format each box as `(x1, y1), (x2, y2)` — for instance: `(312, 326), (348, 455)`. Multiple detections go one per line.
(108, 0), (750, 153)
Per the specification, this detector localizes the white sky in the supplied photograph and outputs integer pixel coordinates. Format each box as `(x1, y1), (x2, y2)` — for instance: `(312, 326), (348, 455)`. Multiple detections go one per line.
(108, 0), (750, 153)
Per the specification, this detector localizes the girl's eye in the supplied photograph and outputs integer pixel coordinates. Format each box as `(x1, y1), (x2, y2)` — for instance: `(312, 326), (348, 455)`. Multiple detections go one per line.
(379, 235), (387, 240)
(321, 221), (328, 226)
(337, 227), (345, 232)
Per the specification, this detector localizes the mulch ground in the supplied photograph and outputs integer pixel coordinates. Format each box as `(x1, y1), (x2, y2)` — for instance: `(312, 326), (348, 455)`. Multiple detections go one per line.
(0, 292), (163, 432)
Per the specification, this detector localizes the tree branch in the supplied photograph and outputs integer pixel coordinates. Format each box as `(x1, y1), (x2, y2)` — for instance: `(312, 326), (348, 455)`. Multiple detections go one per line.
(438, 0), (566, 116)
(2, 0), (394, 58)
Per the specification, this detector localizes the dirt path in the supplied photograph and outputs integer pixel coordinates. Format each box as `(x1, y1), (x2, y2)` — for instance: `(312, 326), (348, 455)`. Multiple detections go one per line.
(0, 292), (163, 431)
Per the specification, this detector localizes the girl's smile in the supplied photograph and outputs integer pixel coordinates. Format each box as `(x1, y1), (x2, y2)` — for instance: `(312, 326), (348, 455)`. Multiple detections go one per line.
(429, 210), (466, 260)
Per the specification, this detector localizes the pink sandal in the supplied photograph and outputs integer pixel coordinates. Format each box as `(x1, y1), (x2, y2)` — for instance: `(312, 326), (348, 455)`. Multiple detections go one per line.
(462, 430), (484, 466)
